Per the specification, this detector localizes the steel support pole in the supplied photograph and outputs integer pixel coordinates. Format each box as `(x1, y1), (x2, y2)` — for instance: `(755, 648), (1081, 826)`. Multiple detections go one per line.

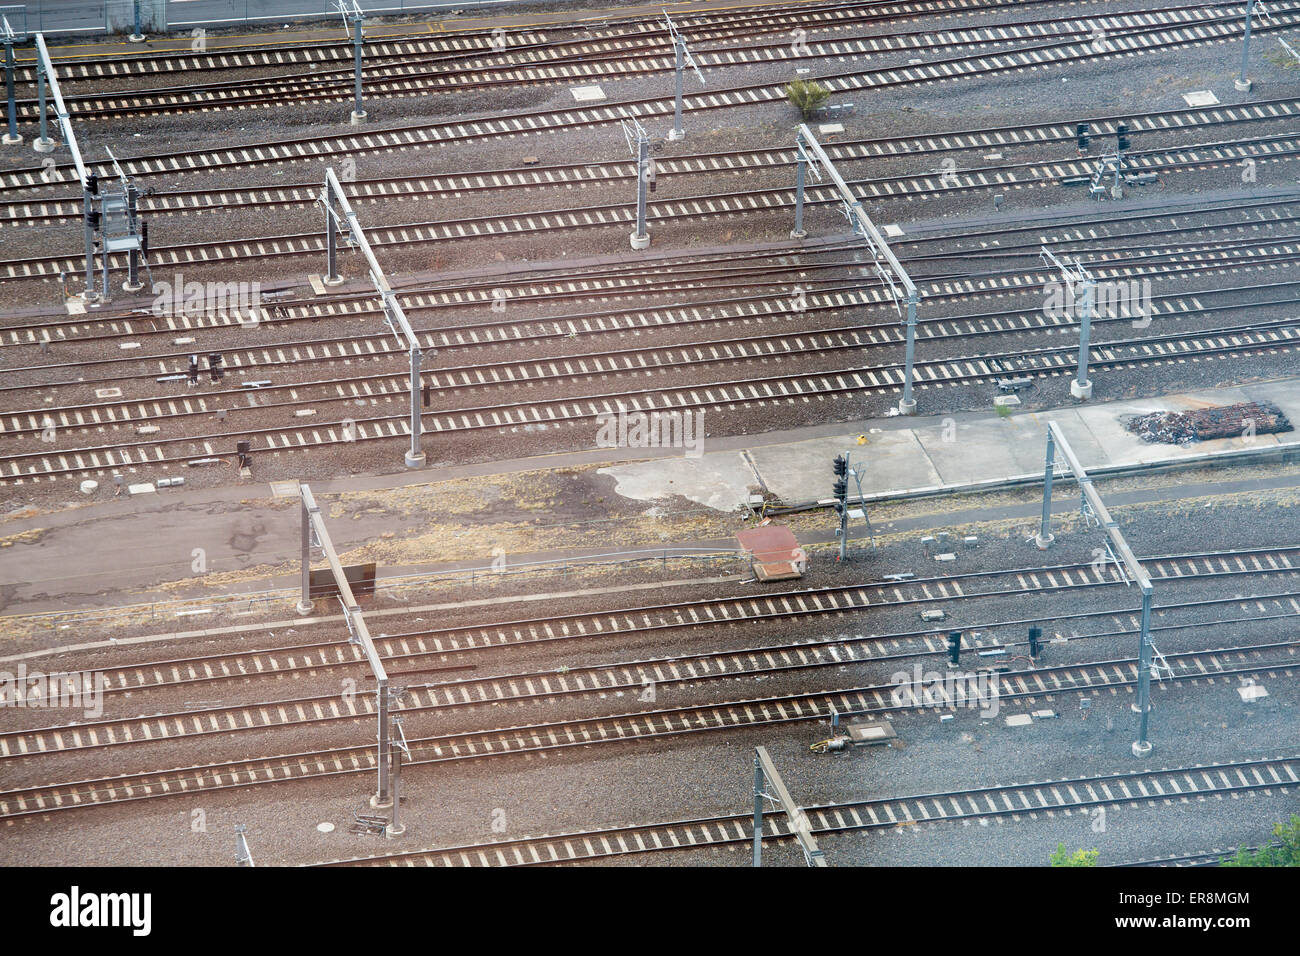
(1237, 0), (1256, 92)
(752, 754), (764, 867)
(387, 718), (406, 837)
(1036, 427), (1056, 549)
(1132, 588), (1154, 756)
(100, 228), (110, 301)
(670, 40), (684, 140)
(791, 146), (808, 239)
(898, 292), (918, 414)
(405, 344), (425, 468)
(129, 0), (145, 42)
(123, 184), (143, 292)
(1071, 277), (1095, 399)
(2, 42), (20, 145)
(324, 202), (343, 285)
(34, 62), (53, 151)
(350, 19), (366, 123)
(297, 498), (313, 614)
(630, 134), (649, 249)
(372, 678), (391, 808)
(839, 453), (850, 561)
(82, 189), (97, 301)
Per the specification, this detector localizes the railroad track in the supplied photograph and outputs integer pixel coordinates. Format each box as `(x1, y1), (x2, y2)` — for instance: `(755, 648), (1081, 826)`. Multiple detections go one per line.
(2, 644), (1294, 821)
(4, 195), (1294, 348)
(6, 126), (1297, 230)
(12, 544), (1298, 705)
(9, 0), (1128, 82)
(4, 588), (1296, 760)
(10, 267), (1294, 396)
(315, 755), (1300, 866)
(20, 5), (1251, 120)
(7, 36), (1299, 193)
(5, 276), (1298, 442)
(4, 303), (1297, 482)
(8, 140), (1300, 282)
(1110, 846), (1270, 867)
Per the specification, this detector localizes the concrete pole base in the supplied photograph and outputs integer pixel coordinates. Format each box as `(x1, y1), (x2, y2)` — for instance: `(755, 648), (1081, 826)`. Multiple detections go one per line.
(296, 601), (313, 616)
(1235, 78), (1252, 92)
(350, 110), (368, 125)
(385, 822), (406, 838)
(1131, 740), (1152, 758)
(2, 133), (22, 146)
(122, 279), (144, 293)
(369, 794), (393, 811)
(790, 229), (807, 240)
(1034, 533), (1055, 550)
(322, 274), (345, 286)
(667, 128), (685, 141)
(630, 232), (650, 250)
(897, 397), (917, 415)
(404, 450), (426, 469)
(128, 34), (146, 43)
(33, 137), (57, 153)
(1070, 379), (1093, 400)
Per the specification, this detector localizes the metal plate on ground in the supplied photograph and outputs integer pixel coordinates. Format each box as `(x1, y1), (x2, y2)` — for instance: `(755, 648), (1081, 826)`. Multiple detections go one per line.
(269, 480), (301, 499)
(571, 85), (606, 102)
(847, 720), (897, 745)
(1183, 90), (1219, 107)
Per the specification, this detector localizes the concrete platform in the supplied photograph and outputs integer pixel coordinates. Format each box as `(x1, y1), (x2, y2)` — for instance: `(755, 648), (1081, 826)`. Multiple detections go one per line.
(599, 378), (1300, 512)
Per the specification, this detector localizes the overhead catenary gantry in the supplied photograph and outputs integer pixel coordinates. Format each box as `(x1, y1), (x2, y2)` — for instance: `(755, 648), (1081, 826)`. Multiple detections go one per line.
(753, 746), (827, 866)
(1039, 247), (1096, 400)
(621, 116), (652, 250)
(297, 483), (401, 820)
(1236, 0), (1273, 92)
(792, 125), (921, 414)
(336, 0), (367, 124)
(1037, 422), (1155, 758)
(1, 14), (23, 146)
(33, 33), (97, 300)
(320, 166), (425, 468)
(662, 10), (705, 141)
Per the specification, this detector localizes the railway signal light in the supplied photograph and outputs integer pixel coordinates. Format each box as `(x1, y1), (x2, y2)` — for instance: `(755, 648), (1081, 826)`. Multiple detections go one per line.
(1075, 123), (1090, 152)
(1028, 626), (1042, 659)
(831, 454), (849, 513)
(86, 172), (98, 196)
(236, 439), (252, 471)
(140, 221), (148, 258)
(208, 352), (223, 382)
(188, 355), (199, 385)
(1116, 123), (1130, 152)
(86, 209), (101, 231)
(946, 631), (961, 666)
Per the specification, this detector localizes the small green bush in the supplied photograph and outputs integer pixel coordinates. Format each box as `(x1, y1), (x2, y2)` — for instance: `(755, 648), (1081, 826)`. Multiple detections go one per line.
(786, 78), (831, 120)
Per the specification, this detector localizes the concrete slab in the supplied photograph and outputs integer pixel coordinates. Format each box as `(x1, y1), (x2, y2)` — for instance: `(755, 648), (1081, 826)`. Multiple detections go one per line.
(915, 417), (1024, 483)
(598, 452), (754, 512)
(595, 378), (1300, 513)
(752, 428), (941, 501)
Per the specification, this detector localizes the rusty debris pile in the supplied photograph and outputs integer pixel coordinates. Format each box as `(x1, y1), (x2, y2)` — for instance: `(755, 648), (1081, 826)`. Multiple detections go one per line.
(1124, 402), (1293, 445)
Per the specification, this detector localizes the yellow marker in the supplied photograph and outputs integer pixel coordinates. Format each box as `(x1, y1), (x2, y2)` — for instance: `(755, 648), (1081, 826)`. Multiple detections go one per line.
(856, 434), (868, 445)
